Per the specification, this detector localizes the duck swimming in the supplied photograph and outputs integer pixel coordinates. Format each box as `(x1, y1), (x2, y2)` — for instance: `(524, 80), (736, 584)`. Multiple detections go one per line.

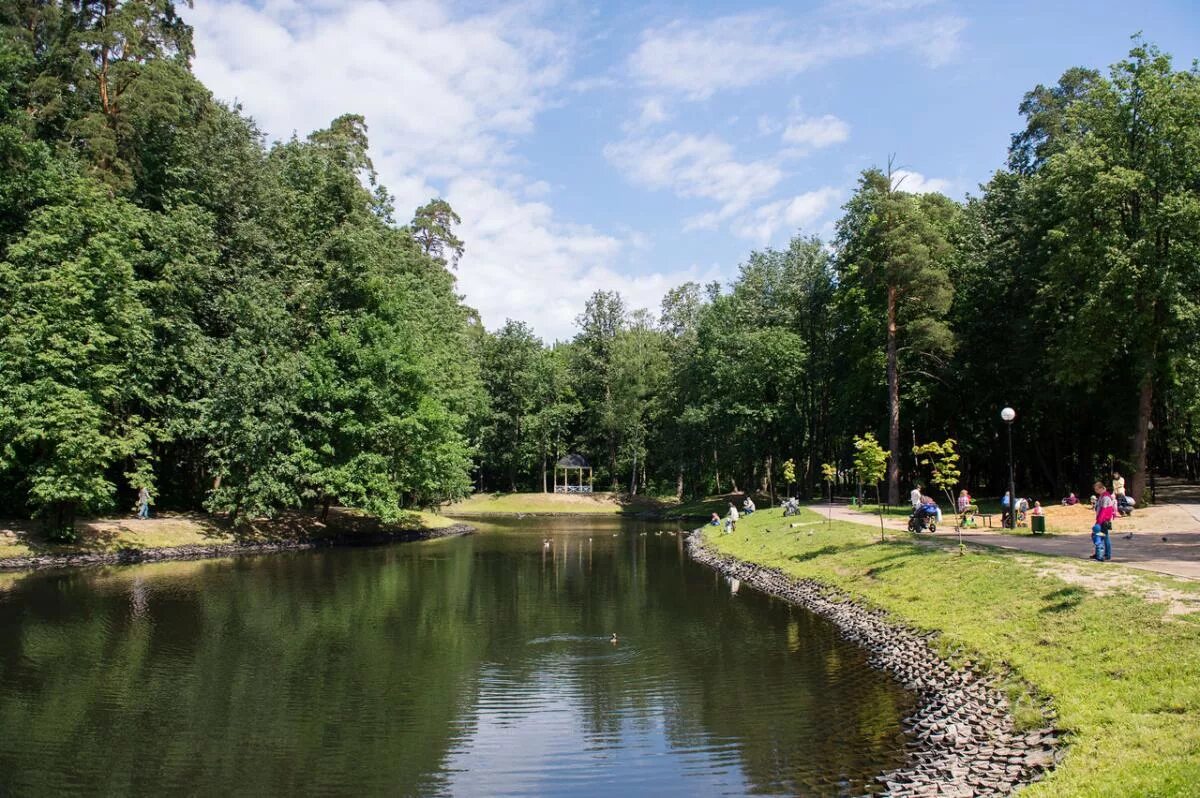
(610, 633), (618, 644)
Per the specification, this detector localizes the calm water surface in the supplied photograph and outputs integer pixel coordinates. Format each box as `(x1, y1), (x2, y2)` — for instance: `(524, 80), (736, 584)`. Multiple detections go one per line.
(0, 516), (914, 796)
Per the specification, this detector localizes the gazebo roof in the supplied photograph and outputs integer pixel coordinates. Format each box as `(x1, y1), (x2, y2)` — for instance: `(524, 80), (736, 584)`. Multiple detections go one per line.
(556, 453), (590, 468)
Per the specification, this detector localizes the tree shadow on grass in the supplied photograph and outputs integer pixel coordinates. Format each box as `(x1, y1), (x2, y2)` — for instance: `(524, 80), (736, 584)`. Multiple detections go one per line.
(1040, 586), (1087, 614)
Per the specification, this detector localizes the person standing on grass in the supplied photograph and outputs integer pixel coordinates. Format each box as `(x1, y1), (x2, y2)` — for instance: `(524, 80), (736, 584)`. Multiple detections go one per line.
(136, 486), (151, 519)
(724, 503), (739, 534)
(1001, 490), (1012, 527)
(1091, 481), (1116, 561)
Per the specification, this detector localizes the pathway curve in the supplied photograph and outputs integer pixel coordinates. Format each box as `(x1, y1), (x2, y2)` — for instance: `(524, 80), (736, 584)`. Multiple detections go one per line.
(818, 504), (1200, 582)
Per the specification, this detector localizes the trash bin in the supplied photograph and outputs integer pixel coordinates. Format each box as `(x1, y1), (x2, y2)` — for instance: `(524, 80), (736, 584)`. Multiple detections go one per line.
(1031, 516), (1046, 535)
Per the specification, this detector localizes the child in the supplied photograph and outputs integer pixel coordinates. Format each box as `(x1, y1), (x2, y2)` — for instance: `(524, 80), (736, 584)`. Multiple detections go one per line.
(710, 512), (720, 527)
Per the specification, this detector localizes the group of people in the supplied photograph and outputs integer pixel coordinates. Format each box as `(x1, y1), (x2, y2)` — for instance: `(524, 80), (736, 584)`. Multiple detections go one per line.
(999, 492), (1045, 527)
(710, 497), (754, 534)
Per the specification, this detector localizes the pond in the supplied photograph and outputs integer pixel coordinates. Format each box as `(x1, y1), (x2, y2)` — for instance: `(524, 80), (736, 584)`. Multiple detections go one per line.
(0, 516), (915, 796)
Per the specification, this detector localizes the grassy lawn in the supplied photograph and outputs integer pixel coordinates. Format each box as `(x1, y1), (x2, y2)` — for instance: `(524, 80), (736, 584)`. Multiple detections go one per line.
(446, 491), (665, 515)
(705, 507), (1200, 797)
(0, 508), (458, 561)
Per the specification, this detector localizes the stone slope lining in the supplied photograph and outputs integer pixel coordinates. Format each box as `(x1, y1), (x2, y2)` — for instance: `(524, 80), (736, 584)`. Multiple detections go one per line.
(687, 530), (1064, 797)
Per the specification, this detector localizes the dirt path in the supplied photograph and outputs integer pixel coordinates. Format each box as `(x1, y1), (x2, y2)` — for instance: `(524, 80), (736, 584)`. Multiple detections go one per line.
(822, 504), (1200, 582)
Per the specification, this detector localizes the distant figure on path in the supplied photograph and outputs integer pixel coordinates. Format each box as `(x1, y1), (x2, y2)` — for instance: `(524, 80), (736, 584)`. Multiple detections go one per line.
(1091, 481), (1116, 561)
(136, 486), (151, 519)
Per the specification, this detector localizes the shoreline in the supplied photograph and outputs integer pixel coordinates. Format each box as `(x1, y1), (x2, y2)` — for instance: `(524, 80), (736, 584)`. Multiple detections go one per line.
(0, 523), (475, 573)
(686, 529), (1063, 797)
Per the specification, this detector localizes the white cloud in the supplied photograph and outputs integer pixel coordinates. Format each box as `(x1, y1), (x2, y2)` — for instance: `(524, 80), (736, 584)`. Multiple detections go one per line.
(781, 114), (850, 150)
(891, 169), (952, 194)
(628, 11), (965, 98)
(448, 177), (721, 340)
(186, 1), (707, 341)
(604, 133), (783, 226)
(733, 187), (842, 244)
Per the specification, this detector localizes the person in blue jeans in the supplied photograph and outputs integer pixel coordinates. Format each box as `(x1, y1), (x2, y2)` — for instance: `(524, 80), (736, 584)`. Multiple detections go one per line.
(137, 486), (151, 519)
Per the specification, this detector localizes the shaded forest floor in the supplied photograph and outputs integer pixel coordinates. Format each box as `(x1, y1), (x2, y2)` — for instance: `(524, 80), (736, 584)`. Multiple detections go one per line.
(0, 507), (456, 562)
(705, 507), (1200, 796)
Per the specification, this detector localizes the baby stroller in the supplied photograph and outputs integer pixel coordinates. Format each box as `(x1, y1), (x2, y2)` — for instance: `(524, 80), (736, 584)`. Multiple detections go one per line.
(908, 502), (938, 534)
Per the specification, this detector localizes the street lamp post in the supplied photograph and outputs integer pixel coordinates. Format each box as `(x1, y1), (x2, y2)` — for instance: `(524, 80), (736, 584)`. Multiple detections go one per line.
(1001, 407), (1016, 529)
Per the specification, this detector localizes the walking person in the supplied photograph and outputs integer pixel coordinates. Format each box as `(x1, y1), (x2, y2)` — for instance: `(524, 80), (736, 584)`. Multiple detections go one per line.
(910, 484), (922, 511)
(1091, 481), (1116, 561)
(136, 486), (152, 520)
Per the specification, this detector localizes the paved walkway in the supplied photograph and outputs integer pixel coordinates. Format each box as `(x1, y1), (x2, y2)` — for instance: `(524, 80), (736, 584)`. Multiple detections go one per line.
(822, 504), (1200, 582)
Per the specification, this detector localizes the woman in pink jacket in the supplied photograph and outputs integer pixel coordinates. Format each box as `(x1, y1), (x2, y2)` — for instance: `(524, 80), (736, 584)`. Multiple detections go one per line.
(1091, 481), (1116, 561)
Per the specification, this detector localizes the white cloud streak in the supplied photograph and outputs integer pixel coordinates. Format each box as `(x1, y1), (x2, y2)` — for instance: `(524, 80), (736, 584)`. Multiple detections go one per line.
(628, 11), (965, 99)
(891, 169), (952, 194)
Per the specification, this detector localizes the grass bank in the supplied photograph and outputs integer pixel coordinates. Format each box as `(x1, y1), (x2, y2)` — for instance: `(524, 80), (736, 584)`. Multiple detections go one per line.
(0, 508), (456, 564)
(446, 491), (666, 515)
(703, 507), (1200, 796)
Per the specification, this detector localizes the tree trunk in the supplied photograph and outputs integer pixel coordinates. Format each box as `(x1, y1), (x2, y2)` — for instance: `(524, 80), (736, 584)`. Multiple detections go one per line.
(1130, 371), (1153, 500)
(886, 283), (900, 506)
(542, 449), (548, 493)
(675, 468), (684, 501)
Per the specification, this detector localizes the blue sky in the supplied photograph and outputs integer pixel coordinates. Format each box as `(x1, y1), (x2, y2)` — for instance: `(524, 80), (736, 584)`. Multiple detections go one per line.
(185, 0), (1199, 340)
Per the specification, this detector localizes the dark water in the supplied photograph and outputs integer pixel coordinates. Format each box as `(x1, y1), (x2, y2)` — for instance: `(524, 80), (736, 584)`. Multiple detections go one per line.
(0, 516), (914, 796)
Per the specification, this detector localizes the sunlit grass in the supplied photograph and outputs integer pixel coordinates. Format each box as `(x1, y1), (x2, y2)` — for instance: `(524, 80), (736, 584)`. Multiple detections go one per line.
(705, 507), (1200, 797)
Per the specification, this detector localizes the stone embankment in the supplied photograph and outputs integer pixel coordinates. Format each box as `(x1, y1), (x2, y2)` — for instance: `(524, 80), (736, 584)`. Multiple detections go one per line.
(0, 524), (474, 572)
(687, 530), (1064, 797)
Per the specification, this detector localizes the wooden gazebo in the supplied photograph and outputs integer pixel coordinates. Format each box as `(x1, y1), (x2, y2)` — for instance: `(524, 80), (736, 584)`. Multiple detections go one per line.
(553, 454), (593, 493)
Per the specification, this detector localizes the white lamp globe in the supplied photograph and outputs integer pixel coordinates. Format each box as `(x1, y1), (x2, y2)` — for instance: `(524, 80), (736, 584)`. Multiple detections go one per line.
(1000, 407), (1016, 423)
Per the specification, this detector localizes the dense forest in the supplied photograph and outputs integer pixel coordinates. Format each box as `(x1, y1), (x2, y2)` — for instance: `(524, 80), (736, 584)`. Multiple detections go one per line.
(1, 3), (1197, 529)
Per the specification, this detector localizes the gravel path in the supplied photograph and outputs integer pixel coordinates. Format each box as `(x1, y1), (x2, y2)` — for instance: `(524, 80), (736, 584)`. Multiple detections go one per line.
(823, 505), (1200, 581)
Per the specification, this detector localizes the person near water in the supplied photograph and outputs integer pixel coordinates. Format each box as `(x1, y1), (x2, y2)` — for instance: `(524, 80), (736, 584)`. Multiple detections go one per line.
(1091, 481), (1116, 561)
(136, 486), (151, 519)
(724, 503), (739, 534)
(742, 496), (756, 515)
(710, 512), (720, 526)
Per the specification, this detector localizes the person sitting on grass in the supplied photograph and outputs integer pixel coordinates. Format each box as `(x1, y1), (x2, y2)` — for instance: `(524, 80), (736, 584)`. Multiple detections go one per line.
(710, 512), (720, 527)
(1062, 492), (1079, 506)
(743, 496), (756, 515)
